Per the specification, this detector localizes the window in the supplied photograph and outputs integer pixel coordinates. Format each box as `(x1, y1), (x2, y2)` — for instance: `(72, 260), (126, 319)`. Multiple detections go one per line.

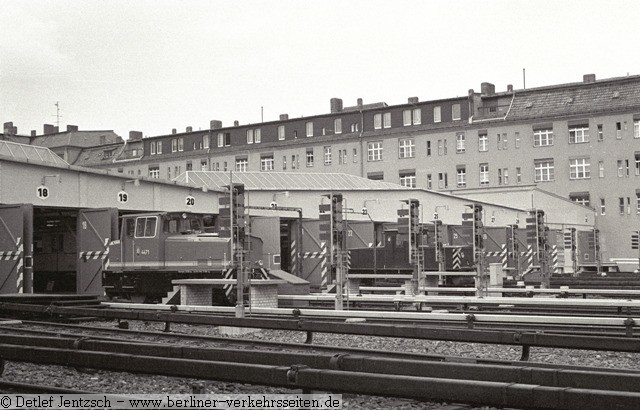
(305, 122), (313, 137)
(515, 132), (520, 148)
(498, 168), (503, 185)
(324, 146), (332, 165)
(438, 140), (443, 156)
(339, 149), (347, 164)
(433, 106), (441, 123)
(148, 166), (160, 179)
(600, 198), (606, 215)
(200, 159), (207, 171)
(413, 108), (421, 125)
(254, 129), (261, 143)
(456, 133), (465, 153)
(167, 167), (171, 180)
(383, 112), (391, 128)
(171, 138), (178, 152)
(178, 137), (184, 151)
(569, 124), (589, 143)
(247, 129), (254, 144)
(516, 167), (522, 183)
(217, 132), (230, 147)
(616, 122), (622, 139)
(597, 124), (603, 141)
(478, 132), (488, 152)
(156, 141), (162, 154)
(570, 192), (590, 207)
(534, 159), (554, 182)
(374, 113), (382, 130)
(426, 174), (432, 189)
(400, 172), (416, 188)
(353, 148), (358, 163)
(235, 158), (248, 172)
(334, 118), (342, 134)
(635, 119), (640, 138)
(502, 133), (507, 149)
(599, 160), (604, 178)
(569, 158), (590, 179)
(282, 156), (287, 170)
(497, 134), (502, 150)
(367, 172), (384, 181)
(626, 159), (630, 176)
(174, 165), (181, 176)
(398, 138), (415, 158)
(261, 155), (274, 171)
(367, 141), (382, 161)
(452, 104), (461, 121)
(438, 172), (448, 189)
(628, 197), (632, 214)
(135, 216), (157, 238)
(403, 110), (412, 126)
(223, 161), (227, 172)
(306, 149), (314, 167)
(479, 164), (489, 186)
(619, 197), (625, 214)
(291, 155), (298, 169)
(636, 153), (640, 175)
(617, 160), (624, 177)
(444, 139), (448, 155)
(278, 125), (285, 141)
(203, 135), (209, 149)
(350, 122), (359, 133)
(456, 166), (466, 188)
(426, 141), (432, 156)
(503, 168), (509, 185)
(533, 128), (553, 147)
(186, 161), (192, 171)
(637, 193), (640, 213)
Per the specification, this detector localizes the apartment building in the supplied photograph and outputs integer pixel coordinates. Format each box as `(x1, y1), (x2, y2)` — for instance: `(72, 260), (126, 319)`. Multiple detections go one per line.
(4, 73), (640, 261)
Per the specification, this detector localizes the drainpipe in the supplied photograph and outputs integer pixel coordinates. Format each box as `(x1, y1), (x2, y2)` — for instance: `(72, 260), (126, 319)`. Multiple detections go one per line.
(359, 108), (365, 177)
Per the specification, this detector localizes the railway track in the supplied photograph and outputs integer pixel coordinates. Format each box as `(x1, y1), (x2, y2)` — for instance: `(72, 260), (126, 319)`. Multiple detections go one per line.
(0, 327), (639, 409)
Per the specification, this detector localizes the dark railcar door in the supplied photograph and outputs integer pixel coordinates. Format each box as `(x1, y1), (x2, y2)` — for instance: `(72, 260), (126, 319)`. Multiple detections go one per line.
(77, 208), (118, 295)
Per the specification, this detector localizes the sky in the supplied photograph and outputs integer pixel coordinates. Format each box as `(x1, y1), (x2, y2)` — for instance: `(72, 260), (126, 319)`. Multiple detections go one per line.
(1, 0), (640, 139)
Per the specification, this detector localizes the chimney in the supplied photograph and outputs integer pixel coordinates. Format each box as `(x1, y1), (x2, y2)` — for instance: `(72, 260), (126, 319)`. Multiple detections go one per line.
(507, 84), (513, 92)
(43, 124), (57, 134)
(30, 130), (36, 137)
(234, 120), (239, 127)
(407, 97), (419, 104)
(480, 82), (495, 96)
(279, 114), (289, 121)
(172, 128), (177, 134)
(129, 131), (143, 141)
(583, 74), (596, 83)
(330, 98), (343, 113)
(3, 122), (13, 134)
(66, 124), (78, 132)
(357, 98), (363, 109)
(468, 89), (475, 118)
(186, 126), (193, 132)
(210, 120), (222, 130)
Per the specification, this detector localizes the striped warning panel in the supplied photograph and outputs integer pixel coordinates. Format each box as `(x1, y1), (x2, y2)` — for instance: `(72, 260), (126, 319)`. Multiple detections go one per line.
(320, 242), (328, 290)
(15, 237), (23, 294)
(551, 245), (561, 273)
(290, 239), (297, 276)
(223, 268), (235, 297)
(80, 238), (110, 260)
(452, 248), (463, 270)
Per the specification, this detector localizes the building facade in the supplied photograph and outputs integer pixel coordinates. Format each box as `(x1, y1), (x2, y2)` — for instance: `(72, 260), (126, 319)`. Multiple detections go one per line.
(4, 73), (640, 262)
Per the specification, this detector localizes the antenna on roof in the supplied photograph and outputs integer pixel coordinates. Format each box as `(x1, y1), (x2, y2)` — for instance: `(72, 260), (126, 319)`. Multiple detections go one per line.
(53, 101), (63, 128)
(523, 68), (526, 89)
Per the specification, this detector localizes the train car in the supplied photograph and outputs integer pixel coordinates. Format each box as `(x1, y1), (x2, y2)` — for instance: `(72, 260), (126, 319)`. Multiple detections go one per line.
(103, 211), (264, 302)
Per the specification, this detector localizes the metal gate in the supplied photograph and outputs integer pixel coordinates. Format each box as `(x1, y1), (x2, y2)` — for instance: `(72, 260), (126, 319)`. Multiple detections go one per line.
(0, 204), (33, 293)
(77, 208), (118, 295)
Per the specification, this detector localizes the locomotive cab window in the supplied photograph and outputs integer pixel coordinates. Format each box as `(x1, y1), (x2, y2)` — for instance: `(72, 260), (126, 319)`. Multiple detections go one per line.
(124, 218), (135, 238)
(135, 216), (158, 238)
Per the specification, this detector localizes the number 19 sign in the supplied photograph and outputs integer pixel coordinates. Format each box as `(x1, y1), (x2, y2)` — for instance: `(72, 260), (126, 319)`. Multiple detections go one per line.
(117, 191), (129, 204)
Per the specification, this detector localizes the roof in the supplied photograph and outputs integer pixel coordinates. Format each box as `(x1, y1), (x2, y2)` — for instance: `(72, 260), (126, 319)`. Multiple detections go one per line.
(71, 143), (125, 166)
(31, 130), (123, 149)
(176, 171), (410, 191)
(506, 75), (640, 122)
(0, 140), (69, 166)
